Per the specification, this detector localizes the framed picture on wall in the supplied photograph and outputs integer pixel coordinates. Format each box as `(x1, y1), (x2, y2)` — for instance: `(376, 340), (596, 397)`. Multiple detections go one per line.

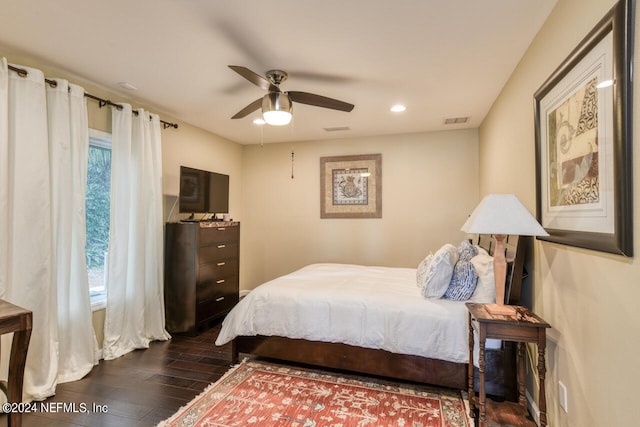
(534, 0), (633, 256)
(320, 154), (382, 218)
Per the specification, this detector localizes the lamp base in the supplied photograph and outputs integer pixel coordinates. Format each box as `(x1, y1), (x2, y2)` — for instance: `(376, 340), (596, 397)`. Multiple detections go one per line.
(485, 304), (517, 316)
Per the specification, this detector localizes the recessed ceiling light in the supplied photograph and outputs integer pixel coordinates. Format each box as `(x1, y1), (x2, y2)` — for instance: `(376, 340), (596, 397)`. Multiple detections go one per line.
(253, 118), (266, 125)
(117, 81), (138, 91)
(390, 104), (406, 112)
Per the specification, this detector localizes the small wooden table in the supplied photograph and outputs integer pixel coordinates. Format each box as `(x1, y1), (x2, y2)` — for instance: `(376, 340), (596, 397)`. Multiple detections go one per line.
(0, 299), (33, 427)
(466, 303), (551, 427)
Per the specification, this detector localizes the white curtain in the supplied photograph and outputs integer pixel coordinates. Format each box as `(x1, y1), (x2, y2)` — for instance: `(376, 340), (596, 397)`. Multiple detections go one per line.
(0, 59), (97, 400)
(103, 105), (169, 360)
(47, 78), (99, 383)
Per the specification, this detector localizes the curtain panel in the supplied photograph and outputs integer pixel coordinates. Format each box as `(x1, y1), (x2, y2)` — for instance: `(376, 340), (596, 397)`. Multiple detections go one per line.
(102, 105), (169, 360)
(46, 78), (99, 383)
(0, 59), (97, 400)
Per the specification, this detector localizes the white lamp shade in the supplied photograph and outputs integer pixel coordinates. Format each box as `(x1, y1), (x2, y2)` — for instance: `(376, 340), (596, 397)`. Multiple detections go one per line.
(461, 194), (549, 236)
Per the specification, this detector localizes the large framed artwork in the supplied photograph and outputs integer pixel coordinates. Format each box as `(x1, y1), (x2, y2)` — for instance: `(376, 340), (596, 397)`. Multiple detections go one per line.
(534, 0), (633, 256)
(320, 154), (382, 218)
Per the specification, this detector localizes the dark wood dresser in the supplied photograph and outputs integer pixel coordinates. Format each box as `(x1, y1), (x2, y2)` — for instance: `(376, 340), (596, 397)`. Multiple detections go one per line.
(164, 221), (239, 334)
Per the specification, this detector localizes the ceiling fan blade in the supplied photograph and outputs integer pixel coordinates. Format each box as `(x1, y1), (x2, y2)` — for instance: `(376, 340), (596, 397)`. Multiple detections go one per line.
(231, 97), (263, 119)
(228, 65), (279, 92)
(288, 91), (354, 112)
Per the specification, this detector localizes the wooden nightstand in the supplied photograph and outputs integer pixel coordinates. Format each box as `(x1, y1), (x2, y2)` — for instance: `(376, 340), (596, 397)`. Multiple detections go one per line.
(466, 302), (551, 427)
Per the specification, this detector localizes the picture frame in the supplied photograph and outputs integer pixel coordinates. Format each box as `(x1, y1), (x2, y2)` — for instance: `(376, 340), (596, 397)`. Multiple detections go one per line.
(320, 154), (382, 218)
(534, 0), (633, 256)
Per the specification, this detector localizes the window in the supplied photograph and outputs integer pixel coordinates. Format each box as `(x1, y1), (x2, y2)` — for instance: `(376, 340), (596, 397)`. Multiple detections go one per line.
(86, 129), (111, 309)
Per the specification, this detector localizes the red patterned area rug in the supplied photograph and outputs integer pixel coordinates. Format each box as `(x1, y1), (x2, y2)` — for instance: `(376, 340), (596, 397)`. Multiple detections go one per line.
(159, 359), (472, 427)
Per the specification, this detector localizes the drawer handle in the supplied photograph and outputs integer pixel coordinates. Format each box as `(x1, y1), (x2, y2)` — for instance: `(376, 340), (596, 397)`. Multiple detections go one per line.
(215, 296), (225, 302)
(218, 227), (226, 231)
(217, 262), (226, 266)
(216, 279), (225, 284)
(217, 244), (226, 249)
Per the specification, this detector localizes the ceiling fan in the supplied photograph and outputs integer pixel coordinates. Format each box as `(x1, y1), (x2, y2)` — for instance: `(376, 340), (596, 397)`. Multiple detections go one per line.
(229, 65), (355, 126)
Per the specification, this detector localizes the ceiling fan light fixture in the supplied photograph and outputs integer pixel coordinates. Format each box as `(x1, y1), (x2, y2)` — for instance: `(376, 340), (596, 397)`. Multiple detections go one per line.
(262, 92), (292, 126)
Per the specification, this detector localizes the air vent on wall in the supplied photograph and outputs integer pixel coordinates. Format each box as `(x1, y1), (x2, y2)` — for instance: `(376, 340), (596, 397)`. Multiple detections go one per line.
(323, 126), (351, 132)
(444, 116), (470, 125)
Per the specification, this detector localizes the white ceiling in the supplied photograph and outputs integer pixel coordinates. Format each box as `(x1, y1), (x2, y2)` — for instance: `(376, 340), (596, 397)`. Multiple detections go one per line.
(0, 0), (557, 145)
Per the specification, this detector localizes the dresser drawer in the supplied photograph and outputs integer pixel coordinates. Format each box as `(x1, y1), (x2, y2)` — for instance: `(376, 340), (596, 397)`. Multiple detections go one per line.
(199, 242), (238, 263)
(197, 276), (237, 303)
(199, 225), (239, 245)
(198, 258), (238, 284)
(196, 282), (238, 319)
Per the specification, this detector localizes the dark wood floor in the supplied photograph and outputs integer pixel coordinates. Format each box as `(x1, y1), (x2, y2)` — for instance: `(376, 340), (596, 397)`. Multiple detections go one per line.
(1, 320), (234, 427)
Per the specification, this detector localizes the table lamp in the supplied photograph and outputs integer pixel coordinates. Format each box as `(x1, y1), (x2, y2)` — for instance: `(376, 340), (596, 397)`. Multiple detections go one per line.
(461, 194), (548, 315)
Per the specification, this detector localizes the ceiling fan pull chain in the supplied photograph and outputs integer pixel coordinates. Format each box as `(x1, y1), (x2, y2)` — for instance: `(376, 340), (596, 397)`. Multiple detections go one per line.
(291, 148), (295, 179)
(260, 123), (264, 148)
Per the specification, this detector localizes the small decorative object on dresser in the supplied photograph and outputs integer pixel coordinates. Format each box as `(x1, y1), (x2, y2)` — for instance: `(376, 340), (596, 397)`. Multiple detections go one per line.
(164, 221), (239, 335)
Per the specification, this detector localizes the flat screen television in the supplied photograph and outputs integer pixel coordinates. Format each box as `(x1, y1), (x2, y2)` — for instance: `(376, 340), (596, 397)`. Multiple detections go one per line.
(179, 166), (229, 215)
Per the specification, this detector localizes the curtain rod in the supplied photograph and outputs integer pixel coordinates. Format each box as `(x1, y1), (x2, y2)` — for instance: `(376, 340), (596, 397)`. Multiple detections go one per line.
(7, 64), (178, 130)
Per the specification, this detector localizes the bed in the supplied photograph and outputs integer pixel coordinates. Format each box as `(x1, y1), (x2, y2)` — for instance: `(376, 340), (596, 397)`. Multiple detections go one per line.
(215, 234), (527, 399)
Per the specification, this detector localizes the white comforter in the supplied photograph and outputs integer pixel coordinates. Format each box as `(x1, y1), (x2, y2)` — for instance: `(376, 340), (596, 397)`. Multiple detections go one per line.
(215, 263), (472, 364)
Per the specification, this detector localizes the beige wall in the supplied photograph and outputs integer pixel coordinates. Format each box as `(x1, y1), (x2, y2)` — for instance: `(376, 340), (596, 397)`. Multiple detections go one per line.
(479, 0), (639, 425)
(240, 129), (480, 290)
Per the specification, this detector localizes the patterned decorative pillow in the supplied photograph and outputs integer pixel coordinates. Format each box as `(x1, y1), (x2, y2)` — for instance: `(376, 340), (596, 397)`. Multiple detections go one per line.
(422, 244), (458, 299)
(416, 253), (434, 288)
(444, 240), (479, 301)
(444, 261), (478, 300)
(457, 240), (478, 263)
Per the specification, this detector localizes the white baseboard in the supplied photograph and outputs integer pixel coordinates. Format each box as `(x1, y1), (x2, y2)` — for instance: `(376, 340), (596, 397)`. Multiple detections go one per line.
(526, 389), (541, 426)
(239, 290), (251, 299)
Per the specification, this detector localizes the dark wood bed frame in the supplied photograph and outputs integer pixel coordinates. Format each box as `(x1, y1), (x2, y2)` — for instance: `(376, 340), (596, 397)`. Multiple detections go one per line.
(231, 235), (528, 400)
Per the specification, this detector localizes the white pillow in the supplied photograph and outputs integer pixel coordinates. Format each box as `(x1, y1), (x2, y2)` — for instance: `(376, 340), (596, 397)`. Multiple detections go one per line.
(474, 245), (489, 256)
(469, 252), (496, 303)
(422, 244), (458, 299)
(416, 253), (434, 288)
